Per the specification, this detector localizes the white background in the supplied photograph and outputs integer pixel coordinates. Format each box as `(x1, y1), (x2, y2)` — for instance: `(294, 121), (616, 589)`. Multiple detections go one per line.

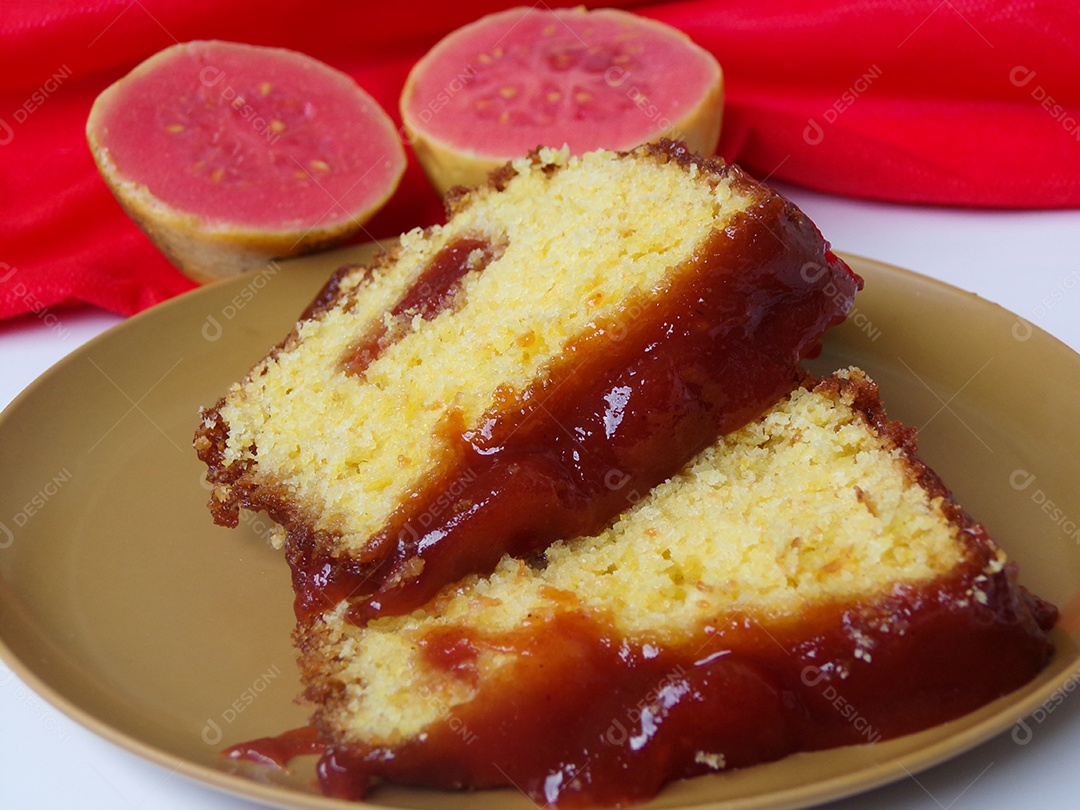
(2, 182), (1079, 808)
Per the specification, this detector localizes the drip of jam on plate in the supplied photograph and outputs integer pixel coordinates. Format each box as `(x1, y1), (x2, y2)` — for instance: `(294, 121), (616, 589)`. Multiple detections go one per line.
(229, 551), (1055, 807)
(222, 724), (324, 769)
(285, 208), (862, 623)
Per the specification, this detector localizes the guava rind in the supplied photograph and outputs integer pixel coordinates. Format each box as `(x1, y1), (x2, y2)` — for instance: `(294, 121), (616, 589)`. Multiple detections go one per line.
(401, 7), (723, 194)
(87, 40), (406, 283)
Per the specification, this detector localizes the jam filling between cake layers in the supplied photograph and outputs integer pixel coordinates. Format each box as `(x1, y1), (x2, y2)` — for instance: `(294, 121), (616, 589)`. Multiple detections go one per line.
(282, 204), (862, 624)
(339, 236), (504, 378)
(230, 551), (1056, 808)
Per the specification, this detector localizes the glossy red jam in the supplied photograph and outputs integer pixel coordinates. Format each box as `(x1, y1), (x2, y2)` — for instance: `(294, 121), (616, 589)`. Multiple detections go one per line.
(315, 563), (1054, 806)
(287, 208), (862, 622)
(229, 550), (1055, 807)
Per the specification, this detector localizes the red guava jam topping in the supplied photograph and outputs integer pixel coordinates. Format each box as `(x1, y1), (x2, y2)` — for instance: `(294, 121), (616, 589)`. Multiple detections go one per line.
(285, 183), (862, 623)
(311, 561), (1055, 806)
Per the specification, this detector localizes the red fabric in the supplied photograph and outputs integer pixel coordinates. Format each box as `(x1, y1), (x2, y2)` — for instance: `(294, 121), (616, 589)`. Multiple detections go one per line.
(2, 0), (1077, 321)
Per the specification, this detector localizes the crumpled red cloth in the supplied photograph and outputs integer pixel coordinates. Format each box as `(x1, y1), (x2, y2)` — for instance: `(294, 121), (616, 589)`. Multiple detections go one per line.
(2, 0), (1077, 321)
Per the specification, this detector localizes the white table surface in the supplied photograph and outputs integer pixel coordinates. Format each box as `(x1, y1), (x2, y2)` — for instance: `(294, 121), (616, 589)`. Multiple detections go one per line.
(2, 184), (1079, 809)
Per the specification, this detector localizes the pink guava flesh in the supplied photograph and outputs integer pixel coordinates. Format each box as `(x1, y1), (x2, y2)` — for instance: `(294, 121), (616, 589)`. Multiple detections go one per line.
(94, 41), (404, 230)
(403, 8), (720, 156)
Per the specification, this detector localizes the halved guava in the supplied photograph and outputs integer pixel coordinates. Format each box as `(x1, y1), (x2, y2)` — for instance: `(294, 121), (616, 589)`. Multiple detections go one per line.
(400, 6), (723, 194)
(87, 40), (406, 282)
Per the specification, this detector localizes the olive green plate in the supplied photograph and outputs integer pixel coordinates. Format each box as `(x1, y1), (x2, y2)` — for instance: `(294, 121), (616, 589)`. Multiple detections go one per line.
(1, 250), (1078, 809)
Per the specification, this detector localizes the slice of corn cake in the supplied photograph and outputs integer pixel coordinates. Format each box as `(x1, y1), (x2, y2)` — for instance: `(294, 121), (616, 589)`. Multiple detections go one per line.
(296, 369), (1056, 807)
(195, 140), (861, 621)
